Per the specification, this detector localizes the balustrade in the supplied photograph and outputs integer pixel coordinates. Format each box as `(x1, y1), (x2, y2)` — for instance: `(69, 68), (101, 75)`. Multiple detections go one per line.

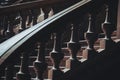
(4, 57), (15, 80)
(33, 42), (47, 80)
(0, 0), (119, 80)
(66, 24), (81, 70)
(82, 14), (98, 60)
(48, 33), (64, 80)
(0, 0), (74, 43)
(99, 5), (115, 51)
(16, 52), (31, 80)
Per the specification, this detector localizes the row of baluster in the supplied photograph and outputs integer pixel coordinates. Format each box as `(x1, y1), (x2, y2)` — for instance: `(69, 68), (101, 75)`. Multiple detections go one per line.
(0, 7), (54, 43)
(1, 5), (116, 80)
(0, 0), (78, 42)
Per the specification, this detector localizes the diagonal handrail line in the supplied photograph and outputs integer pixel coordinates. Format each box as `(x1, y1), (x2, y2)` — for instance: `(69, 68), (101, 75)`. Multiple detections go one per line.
(0, 0), (67, 15)
(0, 0), (91, 65)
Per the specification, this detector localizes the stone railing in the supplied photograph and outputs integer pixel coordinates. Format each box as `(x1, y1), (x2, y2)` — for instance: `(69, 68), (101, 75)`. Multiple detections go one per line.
(0, 0), (119, 80)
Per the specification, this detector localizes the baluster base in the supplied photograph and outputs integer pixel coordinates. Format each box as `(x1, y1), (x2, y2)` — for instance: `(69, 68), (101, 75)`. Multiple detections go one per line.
(65, 59), (81, 70)
(16, 72), (31, 80)
(99, 38), (115, 51)
(82, 49), (98, 60)
(48, 69), (63, 80)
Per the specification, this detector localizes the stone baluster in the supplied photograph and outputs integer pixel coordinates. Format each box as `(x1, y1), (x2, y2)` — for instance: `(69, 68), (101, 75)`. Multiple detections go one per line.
(20, 10), (28, 31)
(33, 42), (48, 80)
(66, 24), (81, 70)
(19, 17), (23, 32)
(32, 8), (41, 25)
(102, 6), (112, 40)
(4, 58), (14, 80)
(42, 7), (51, 19)
(82, 14), (98, 60)
(4, 19), (14, 38)
(6, 21), (10, 35)
(2, 16), (8, 37)
(100, 5), (114, 50)
(0, 16), (4, 37)
(48, 33), (64, 80)
(26, 10), (33, 27)
(16, 52), (31, 80)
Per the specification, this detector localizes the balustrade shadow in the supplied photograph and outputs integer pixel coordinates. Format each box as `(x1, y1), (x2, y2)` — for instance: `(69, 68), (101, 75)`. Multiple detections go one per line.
(62, 40), (120, 80)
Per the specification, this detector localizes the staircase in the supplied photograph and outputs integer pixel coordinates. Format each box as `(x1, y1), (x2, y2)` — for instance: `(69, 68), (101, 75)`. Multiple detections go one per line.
(0, 0), (120, 80)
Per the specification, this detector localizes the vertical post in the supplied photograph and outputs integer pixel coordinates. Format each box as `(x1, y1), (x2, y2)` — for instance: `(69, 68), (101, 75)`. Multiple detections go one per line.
(99, 5), (115, 50)
(82, 14), (98, 60)
(117, 0), (120, 39)
(33, 42), (48, 80)
(32, 8), (41, 25)
(48, 33), (64, 80)
(20, 10), (28, 31)
(0, 16), (4, 38)
(66, 24), (81, 70)
(42, 7), (51, 19)
(16, 52), (31, 80)
(5, 20), (10, 37)
(4, 59), (14, 80)
(3, 15), (8, 37)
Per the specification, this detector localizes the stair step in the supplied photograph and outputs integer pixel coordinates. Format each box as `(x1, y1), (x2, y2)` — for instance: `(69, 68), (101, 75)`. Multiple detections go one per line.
(32, 79), (52, 80)
(14, 65), (65, 68)
(21, 55), (83, 66)
(62, 68), (70, 73)
(81, 45), (100, 50)
(14, 65), (66, 78)
(1, 76), (52, 80)
(2, 31), (117, 80)
(79, 58), (87, 62)
(31, 78), (51, 80)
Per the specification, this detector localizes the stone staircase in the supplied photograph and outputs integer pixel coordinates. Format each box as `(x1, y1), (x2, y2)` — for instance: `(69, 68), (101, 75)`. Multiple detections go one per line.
(0, 0), (119, 80)
(1, 30), (115, 80)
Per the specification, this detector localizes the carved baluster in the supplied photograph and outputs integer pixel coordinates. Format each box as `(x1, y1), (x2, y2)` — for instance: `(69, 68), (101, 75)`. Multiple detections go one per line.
(6, 21), (10, 35)
(0, 16), (4, 38)
(18, 17), (23, 32)
(16, 52), (31, 80)
(82, 14), (98, 60)
(85, 14), (97, 50)
(3, 15), (8, 37)
(102, 6), (113, 40)
(4, 58), (14, 80)
(9, 15), (16, 35)
(32, 8), (41, 25)
(37, 8), (45, 23)
(42, 7), (51, 19)
(20, 10), (28, 30)
(100, 5), (114, 50)
(66, 24), (81, 70)
(6, 14), (17, 37)
(33, 42), (47, 80)
(27, 10), (33, 27)
(6, 20), (9, 33)
(48, 8), (54, 17)
(48, 33), (64, 80)
(4, 20), (14, 38)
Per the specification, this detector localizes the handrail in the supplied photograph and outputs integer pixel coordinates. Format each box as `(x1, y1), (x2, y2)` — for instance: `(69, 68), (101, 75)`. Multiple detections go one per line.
(0, 0), (69, 15)
(0, 0), (91, 65)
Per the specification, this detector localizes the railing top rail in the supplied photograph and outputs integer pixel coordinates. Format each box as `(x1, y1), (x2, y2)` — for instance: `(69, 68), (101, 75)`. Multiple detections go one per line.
(0, 0), (91, 65)
(0, 0), (68, 14)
